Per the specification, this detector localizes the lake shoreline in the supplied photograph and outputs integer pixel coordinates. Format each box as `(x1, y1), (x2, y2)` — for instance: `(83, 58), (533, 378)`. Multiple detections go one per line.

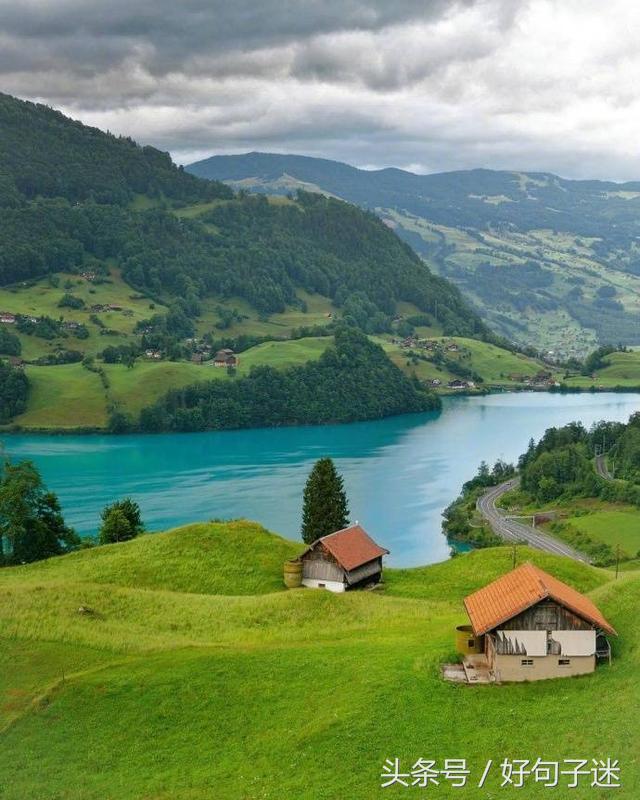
(3, 383), (640, 436)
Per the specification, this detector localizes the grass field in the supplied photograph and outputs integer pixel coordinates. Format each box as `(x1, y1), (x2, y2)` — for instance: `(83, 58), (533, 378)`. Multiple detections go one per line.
(564, 351), (640, 388)
(0, 521), (637, 799)
(10, 338), (333, 429)
(560, 509), (640, 557)
(0, 267), (164, 360)
(378, 336), (557, 388)
(15, 364), (108, 428)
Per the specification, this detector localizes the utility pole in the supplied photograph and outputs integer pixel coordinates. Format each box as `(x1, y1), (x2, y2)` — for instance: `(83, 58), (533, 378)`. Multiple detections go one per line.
(615, 544), (620, 579)
(512, 541), (517, 569)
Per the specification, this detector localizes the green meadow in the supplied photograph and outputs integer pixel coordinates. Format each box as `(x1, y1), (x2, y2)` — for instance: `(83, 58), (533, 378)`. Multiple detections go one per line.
(560, 509), (640, 558)
(0, 521), (637, 799)
(564, 350), (640, 389)
(10, 337), (333, 429)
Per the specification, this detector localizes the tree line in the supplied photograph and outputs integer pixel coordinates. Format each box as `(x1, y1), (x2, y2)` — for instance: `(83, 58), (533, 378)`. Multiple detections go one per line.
(119, 327), (439, 433)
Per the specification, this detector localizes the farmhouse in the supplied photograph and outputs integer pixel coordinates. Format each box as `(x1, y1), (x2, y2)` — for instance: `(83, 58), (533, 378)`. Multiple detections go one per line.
(0, 312), (16, 324)
(447, 379), (475, 390)
(298, 524), (389, 592)
(213, 348), (238, 367)
(457, 563), (616, 683)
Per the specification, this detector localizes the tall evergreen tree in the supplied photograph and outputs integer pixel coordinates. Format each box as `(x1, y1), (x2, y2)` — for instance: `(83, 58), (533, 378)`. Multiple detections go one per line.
(301, 458), (349, 544)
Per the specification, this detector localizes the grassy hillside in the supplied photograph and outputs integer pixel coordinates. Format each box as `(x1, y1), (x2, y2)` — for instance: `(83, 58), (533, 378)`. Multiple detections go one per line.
(11, 337), (333, 429)
(190, 153), (640, 358)
(0, 522), (637, 799)
(379, 336), (560, 389)
(564, 350), (640, 388)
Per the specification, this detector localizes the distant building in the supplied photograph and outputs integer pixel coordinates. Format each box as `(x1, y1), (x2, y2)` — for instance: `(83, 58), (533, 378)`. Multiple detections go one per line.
(459, 563), (616, 682)
(213, 348), (238, 367)
(144, 349), (162, 360)
(299, 524), (389, 593)
(447, 379), (474, 390)
(0, 313), (16, 324)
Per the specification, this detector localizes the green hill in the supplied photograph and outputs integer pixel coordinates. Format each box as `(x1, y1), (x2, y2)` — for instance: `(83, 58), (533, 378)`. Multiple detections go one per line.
(189, 152), (640, 358)
(0, 93), (504, 431)
(0, 521), (637, 798)
(0, 93), (484, 337)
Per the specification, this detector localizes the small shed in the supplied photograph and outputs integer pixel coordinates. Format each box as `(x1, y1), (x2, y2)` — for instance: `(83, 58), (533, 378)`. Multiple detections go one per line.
(461, 562), (617, 682)
(300, 524), (389, 593)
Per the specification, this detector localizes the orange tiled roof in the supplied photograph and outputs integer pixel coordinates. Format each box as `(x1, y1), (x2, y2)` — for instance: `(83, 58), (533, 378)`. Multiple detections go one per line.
(304, 524), (389, 571)
(464, 562), (616, 636)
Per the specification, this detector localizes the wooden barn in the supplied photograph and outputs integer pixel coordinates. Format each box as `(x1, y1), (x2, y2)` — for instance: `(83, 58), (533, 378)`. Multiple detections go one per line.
(299, 524), (389, 593)
(460, 562), (616, 682)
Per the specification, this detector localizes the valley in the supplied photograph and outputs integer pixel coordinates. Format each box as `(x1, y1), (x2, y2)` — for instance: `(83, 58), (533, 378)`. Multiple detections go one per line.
(189, 153), (640, 358)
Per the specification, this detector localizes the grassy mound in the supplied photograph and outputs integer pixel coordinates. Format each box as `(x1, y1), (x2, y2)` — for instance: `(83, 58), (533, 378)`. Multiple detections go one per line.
(0, 524), (637, 799)
(3, 520), (302, 596)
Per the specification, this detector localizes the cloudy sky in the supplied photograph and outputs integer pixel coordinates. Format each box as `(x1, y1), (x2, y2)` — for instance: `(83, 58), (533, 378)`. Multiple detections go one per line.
(3, 0), (640, 179)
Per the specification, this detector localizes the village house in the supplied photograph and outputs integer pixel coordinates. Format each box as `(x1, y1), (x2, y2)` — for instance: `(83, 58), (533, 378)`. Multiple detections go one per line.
(455, 563), (616, 683)
(0, 312), (16, 324)
(447, 379), (475, 390)
(213, 348), (238, 368)
(297, 524), (389, 592)
(144, 349), (162, 360)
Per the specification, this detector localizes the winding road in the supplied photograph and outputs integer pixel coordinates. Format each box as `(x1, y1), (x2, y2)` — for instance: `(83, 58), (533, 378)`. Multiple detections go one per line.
(476, 477), (591, 562)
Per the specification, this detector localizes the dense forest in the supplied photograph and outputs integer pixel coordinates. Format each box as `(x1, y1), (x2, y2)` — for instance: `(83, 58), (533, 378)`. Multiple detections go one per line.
(0, 93), (489, 340)
(130, 327), (439, 433)
(517, 417), (640, 503)
(0, 93), (229, 206)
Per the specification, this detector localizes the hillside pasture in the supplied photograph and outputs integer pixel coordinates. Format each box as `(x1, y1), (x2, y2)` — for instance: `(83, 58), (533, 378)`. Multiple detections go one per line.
(0, 523), (636, 799)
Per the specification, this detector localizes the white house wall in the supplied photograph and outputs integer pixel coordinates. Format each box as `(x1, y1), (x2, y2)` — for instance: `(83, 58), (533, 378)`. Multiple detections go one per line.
(301, 578), (346, 593)
(552, 629), (596, 656)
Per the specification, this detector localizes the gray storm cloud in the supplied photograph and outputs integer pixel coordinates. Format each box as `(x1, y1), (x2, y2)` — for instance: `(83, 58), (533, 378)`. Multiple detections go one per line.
(1, 0), (639, 179)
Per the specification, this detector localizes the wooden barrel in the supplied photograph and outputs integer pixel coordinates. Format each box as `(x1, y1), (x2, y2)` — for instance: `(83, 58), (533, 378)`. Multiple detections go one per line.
(283, 559), (303, 588)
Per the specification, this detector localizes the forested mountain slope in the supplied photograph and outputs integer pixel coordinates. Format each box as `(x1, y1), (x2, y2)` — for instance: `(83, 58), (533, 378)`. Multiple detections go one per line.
(189, 152), (640, 356)
(0, 93), (510, 431)
(0, 93), (487, 339)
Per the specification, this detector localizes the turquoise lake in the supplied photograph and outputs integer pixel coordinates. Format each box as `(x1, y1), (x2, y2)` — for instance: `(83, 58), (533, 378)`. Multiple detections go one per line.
(2, 392), (639, 566)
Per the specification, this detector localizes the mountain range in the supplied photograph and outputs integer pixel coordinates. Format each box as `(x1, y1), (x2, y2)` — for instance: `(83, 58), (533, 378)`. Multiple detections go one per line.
(188, 152), (640, 357)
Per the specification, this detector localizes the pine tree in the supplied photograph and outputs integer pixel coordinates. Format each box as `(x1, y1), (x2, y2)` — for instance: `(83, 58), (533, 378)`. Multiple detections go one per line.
(301, 458), (349, 544)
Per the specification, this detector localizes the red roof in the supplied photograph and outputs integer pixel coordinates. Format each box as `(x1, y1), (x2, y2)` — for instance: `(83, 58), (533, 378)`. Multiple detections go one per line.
(464, 562), (616, 636)
(304, 524), (389, 571)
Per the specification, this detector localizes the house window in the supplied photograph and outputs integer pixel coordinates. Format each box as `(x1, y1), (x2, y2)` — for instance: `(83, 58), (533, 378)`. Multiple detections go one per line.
(318, 583), (326, 588)
(467, 639), (475, 648)
(521, 659), (534, 667)
(558, 659), (571, 666)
